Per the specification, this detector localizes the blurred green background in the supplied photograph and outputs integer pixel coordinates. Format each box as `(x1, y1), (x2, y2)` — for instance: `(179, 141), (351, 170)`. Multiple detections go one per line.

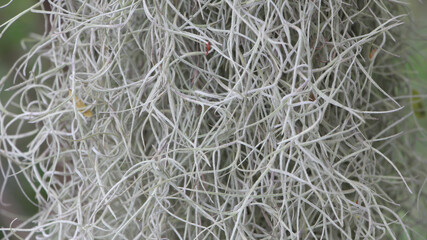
(0, 1), (43, 239)
(0, 1), (426, 239)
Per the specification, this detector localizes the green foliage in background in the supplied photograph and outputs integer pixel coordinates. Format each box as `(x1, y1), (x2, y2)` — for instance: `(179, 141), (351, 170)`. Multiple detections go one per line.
(0, 1), (42, 239)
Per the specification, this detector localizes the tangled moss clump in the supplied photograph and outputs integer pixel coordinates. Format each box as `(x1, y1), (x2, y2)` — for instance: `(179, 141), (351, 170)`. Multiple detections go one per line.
(1, 0), (426, 239)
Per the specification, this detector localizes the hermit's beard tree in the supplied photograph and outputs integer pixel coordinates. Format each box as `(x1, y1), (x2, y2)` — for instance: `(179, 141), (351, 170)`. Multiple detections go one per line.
(1, 0), (426, 239)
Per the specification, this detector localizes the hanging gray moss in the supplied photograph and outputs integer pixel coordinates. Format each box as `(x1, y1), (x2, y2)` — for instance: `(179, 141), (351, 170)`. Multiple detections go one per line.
(1, 0), (426, 239)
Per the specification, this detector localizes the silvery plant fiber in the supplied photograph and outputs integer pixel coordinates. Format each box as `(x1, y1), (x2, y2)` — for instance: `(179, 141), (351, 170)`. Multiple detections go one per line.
(1, 0), (426, 239)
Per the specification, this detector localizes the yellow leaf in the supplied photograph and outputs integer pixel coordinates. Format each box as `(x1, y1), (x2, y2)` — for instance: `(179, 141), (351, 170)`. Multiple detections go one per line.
(69, 90), (93, 118)
(412, 90), (425, 119)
